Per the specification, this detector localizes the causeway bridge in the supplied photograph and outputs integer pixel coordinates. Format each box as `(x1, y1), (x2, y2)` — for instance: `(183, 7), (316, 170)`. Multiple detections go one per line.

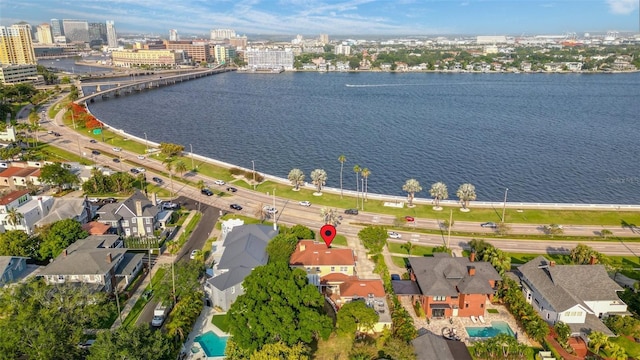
(75, 67), (235, 105)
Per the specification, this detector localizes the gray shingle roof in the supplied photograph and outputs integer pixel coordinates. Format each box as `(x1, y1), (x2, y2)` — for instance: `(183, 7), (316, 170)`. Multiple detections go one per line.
(408, 254), (501, 296)
(116, 253), (144, 276)
(40, 235), (125, 276)
(119, 191), (158, 218)
(35, 198), (89, 226)
(412, 331), (473, 360)
(208, 266), (253, 291)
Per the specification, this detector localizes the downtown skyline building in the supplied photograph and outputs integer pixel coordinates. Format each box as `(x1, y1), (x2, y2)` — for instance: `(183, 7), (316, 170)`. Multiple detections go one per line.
(0, 24), (37, 65)
(62, 19), (90, 43)
(210, 28), (235, 40)
(169, 29), (179, 41)
(36, 23), (54, 44)
(106, 21), (118, 48)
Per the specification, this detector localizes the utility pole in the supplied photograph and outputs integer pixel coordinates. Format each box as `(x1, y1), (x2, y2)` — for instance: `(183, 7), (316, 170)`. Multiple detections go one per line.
(273, 188), (277, 231)
(447, 209), (453, 249)
(361, 177), (364, 211)
(189, 144), (195, 171)
(502, 188), (509, 223)
(251, 160), (256, 190)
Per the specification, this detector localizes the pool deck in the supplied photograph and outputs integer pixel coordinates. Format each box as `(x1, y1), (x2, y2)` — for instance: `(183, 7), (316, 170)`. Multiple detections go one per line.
(181, 306), (229, 360)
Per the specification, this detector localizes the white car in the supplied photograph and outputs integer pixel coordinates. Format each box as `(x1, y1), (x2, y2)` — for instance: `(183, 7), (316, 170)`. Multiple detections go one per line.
(299, 201), (311, 207)
(137, 155), (145, 160)
(213, 180), (225, 185)
(263, 206), (278, 214)
(112, 147), (122, 152)
(190, 250), (198, 260)
(135, 167), (145, 172)
(387, 231), (402, 239)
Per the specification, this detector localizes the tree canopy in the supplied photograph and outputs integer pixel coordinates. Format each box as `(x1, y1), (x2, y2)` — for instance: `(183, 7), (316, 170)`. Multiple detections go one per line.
(39, 163), (79, 192)
(0, 230), (40, 258)
(38, 218), (88, 260)
(266, 233), (299, 263)
(227, 262), (332, 353)
(159, 142), (184, 157)
(358, 226), (388, 255)
(336, 300), (379, 337)
(88, 324), (174, 360)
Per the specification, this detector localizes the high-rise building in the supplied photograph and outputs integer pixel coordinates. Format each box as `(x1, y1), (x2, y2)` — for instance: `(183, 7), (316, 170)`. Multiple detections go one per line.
(62, 19), (90, 43)
(0, 24), (37, 65)
(210, 29), (236, 40)
(169, 29), (179, 41)
(36, 23), (54, 44)
(106, 21), (118, 48)
(88, 22), (107, 43)
(50, 19), (64, 37)
(320, 34), (329, 45)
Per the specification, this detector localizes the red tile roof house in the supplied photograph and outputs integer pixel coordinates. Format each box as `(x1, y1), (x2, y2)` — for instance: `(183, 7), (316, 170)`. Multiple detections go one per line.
(395, 253), (501, 319)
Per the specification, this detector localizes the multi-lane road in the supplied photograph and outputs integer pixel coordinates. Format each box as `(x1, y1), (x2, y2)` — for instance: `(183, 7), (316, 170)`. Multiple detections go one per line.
(36, 101), (640, 257)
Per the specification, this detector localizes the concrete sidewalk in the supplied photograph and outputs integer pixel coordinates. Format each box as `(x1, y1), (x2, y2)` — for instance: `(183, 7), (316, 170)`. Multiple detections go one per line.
(111, 211), (197, 330)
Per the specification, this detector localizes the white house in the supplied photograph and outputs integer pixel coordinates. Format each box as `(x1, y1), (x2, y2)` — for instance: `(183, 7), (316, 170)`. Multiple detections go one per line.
(0, 189), (54, 234)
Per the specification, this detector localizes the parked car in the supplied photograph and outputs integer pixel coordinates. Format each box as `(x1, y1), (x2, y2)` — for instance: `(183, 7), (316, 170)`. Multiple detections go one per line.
(201, 188), (213, 196)
(88, 197), (99, 203)
(91, 150), (101, 156)
(152, 177), (163, 184)
(162, 202), (179, 210)
(112, 147), (122, 152)
(299, 200), (311, 207)
(230, 204), (243, 211)
(345, 208), (359, 215)
(387, 231), (402, 239)
(481, 222), (497, 228)
(103, 197), (117, 203)
(213, 180), (225, 185)
(142, 289), (153, 300)
(391, 274), (401, 281)
(405, 216), (415, 222)
(226, 187), (237, 192)
(190, 250), (198, 260)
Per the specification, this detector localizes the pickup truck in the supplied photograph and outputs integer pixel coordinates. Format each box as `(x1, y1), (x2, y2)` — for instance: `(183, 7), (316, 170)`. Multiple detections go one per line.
(151, 303), (170, 327)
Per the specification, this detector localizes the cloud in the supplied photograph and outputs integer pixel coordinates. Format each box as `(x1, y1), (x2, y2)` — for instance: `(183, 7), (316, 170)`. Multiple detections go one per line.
(606, 0), (639, 14)
(460, 2), (469, 6)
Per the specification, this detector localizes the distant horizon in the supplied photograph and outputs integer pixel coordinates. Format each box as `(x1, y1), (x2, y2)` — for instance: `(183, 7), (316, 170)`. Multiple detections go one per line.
(1, 0), (639, 36)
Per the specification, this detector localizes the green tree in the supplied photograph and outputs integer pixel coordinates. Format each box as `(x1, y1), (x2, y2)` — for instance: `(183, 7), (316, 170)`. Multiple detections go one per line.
(600, 229), (613, 239)
(163, 157), (175, 198)
(545, 223), (564, 238)
(402, 179), (422, 207)
(249, 341), (310, 360)
(158, 142), (184, 157)
(310, 168), (327, 193)
(39, 219), (88, 259)
(379, 337), (417, 360)
(320, 207), (341, 227)
(358, 226), (387, 255)
(400, 241), (414, 255)
(604, 315), (640, 338)
(174, 160), (187, 176)
(39, 163), (79, 192)
(570, 243), (604, 265)
(0, 230), (40, 259)
(88, 324), (174, 360)
(287, 168), (305, 191)
(153, 260), (203, 306)
(433, 245), (452, 255)
(456, 183), (477, 210)
(285, 224), (314, 240)
(554, 321), (571, 348)
(226, 262), (332, 353)
(5, 207), (24, 228)
(429, 181), (448, 209)
(109, 171), (136, 193)
(361, 168), (371, 203)
(266, 233), (299, 263)
(166, 290), (204, 341)
(588, 331), (609, 354)
(336, 300), (379, 337)
(338, 154), (347, 198)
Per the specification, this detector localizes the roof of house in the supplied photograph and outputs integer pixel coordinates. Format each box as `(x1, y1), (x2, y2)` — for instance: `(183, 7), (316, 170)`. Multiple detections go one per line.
(117, 190), (158, 218)
(35, 198), (89, 226)
(97, 203), (122, 221)
(320, 272), (352, 284)
(208, 266), (253, 291)
(12, 167), (39, 178)
(568, 313), (615, 337)
(216, 224), (276, 270)
(82, 221), (112, 235)
(0, 189), (30, 205)
(289, 240), (356, 267)
(116, 252), (144, 276)
(408, 253), (501, 296)
(392, 280), (422, 295)
(0, 167), (31, 178)
(518, 256), (623, 312)
(39, 247), (126, 276)
(412, 331), (473, 360)
(339, 278), (385, 298)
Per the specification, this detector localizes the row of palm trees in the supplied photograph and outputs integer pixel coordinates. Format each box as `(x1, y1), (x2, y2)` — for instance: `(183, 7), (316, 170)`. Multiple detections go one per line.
(403, 179), (477, 209)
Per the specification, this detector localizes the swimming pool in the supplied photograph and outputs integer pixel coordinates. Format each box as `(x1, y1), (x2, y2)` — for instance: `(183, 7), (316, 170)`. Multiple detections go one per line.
(465, 321), (515, 338)
(194, 331), (228, 357)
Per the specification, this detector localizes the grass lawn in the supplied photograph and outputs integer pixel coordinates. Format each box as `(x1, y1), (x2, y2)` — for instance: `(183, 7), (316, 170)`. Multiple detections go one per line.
(487, 308), (499, 314)
(121, 267), (166, 328)
(42, 143), (92, 164)
(391, 256), (409, 268)
(387, 242), (435, 257)
(332, 234), (348, 247)
(312, 334), (353, 360)
(609, 336), (640, 359)
(211, 314), (230, 333)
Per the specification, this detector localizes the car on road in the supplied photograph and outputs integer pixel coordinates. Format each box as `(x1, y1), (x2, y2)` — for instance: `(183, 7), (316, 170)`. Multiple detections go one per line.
(135, 167), (145, 172)
(88, 197), (99, 203)
(53, 132), (61, 137)
(152, 177), (163, 184)
(299, 200), (311, 207)
(404, 216), (415, 222)
(201, 188), (213, 196)
(213, 180), (225, 185)
(47, 130), (53, 134)
(137, 155), (145, 160)
(226, 186), (237, 192)
(89, 139), (97, 143)
(387, 231), (402, 239)
(130, 168), (140, 174)
(91, 150), (101, 156)
(345, 208), (359, 215)
(190, 250), (198, 260)
(481, 222), (497, 228)
(103, 197), (117, 204)
(391, 274), (401, 281)
(263, 206), (278, 214)
(112, 158), (120, 163)
(162, 202), (179, 210)
(230, 204), (243, 211)
(112, 147), (122, 152)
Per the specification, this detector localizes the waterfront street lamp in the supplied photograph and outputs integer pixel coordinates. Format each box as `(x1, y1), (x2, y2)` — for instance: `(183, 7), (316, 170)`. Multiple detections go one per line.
(143, 132), (148, 153)
(251, 160), (256, 190)
(273, 188), (277, 231)
(361, 178), (364, 211)
(502, 188), (509, 223)
(189, 144), (195, 171)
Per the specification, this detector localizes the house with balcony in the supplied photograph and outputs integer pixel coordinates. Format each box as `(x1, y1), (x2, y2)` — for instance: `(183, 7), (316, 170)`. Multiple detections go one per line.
(289, 240), (356, 289)
(0, 189), (54, 234)
(394, 253), (501, 319)
(96, 190), (159, 238)
(517, 256), (626, 337)
(39, 234), (143, 292)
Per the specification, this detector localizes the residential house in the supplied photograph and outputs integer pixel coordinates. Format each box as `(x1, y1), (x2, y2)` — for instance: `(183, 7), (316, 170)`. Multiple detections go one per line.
(0, 256), (30, 286)
(82, 221), (112, 235)
(34, 197), (94, 228)
(336, 277), (391, 332)
(39, 234), (143, 292)
(289, 240), (356, 288)
(0, 189), (54, 234)
(517, 256), (627, 337)
(204, 224), (277, 311)
(394, 253), (502, 319)
(96, 190), (159, 238)
(0, 166), (41, 189)
(412, 331), (473, 360)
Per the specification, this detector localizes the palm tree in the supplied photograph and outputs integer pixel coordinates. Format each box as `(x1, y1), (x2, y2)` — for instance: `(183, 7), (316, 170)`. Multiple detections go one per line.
(196, 179), (205, 190)
(588, 331), (609, 354)
(361, 168), (370, 202)
(320, 208), (341, 227)
(400, 241), (414, 255)
(163, 157), (175, 198)
(310, 169), (327, 194)
(402, 179), (422, 207)
(429, 182), (448, 210)
(174, 160), (187, 176)
(6, 207), (24, 228)
(600, 229), (613, 239)
(353, 164), (361, 208)
(456, 183), (477, 210)
(287, 168), (305, 191)
(338, 154), (346, 198)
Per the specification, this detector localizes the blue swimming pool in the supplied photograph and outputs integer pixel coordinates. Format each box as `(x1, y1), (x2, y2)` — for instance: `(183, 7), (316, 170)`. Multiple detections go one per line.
(194, 331), (228, 357)
(465, 321), (515, 338)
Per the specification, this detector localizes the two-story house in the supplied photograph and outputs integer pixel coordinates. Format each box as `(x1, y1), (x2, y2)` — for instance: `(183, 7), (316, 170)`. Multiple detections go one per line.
(517, 256), (626, 337)
(34, 197), (94, 228)
(289, 240), (356, 290)
(0, 189), (54, 234)
(395, 253), (501, 319)
(39, 235), (143, 292)
(96, 190), (159, 238)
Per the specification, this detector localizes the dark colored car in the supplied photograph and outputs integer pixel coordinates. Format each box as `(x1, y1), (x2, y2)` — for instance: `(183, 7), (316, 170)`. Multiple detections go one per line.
(53, 132), (61, 137)
(230, 204), (243, 211)
(344, 208), (359, 215)
(103, 197), (117, 203)
(112, 158), (120, 163)
(152, 177), (163, 184)
(130, 168), (140, 174)
(391, 274), (401, 281)
(481, 222), (497, 228)
(201, 188), (213, 196)
(89, 139), (97, 143)
(91, 150), (101, 156)
(226, 187), (237, 193)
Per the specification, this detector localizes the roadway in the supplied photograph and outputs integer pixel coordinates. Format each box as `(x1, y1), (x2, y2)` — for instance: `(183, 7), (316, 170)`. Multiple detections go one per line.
(34, 101), (640, 257)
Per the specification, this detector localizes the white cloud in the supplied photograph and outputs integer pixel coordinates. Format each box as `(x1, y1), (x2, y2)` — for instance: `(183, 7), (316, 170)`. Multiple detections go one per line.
(607, 0), (639, 14)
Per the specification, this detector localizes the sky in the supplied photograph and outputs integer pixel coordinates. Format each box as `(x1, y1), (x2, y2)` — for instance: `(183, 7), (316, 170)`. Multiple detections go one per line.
(1, 0), (639, 36)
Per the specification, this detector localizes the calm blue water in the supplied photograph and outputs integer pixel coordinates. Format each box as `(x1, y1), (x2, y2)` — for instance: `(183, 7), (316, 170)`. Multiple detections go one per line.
(38, 57), (107, 73)
(466, 321), (515, 338)
(86, 71), (640, 204)
(194, 331), (228, 357)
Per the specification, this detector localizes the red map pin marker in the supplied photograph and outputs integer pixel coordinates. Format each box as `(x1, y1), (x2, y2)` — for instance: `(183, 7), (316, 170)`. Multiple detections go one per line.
(320, 224), (337, 247)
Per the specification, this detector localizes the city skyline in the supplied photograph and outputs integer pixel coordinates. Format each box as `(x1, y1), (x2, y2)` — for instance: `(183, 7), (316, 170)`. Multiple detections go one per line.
(1, 0), (639, 37)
